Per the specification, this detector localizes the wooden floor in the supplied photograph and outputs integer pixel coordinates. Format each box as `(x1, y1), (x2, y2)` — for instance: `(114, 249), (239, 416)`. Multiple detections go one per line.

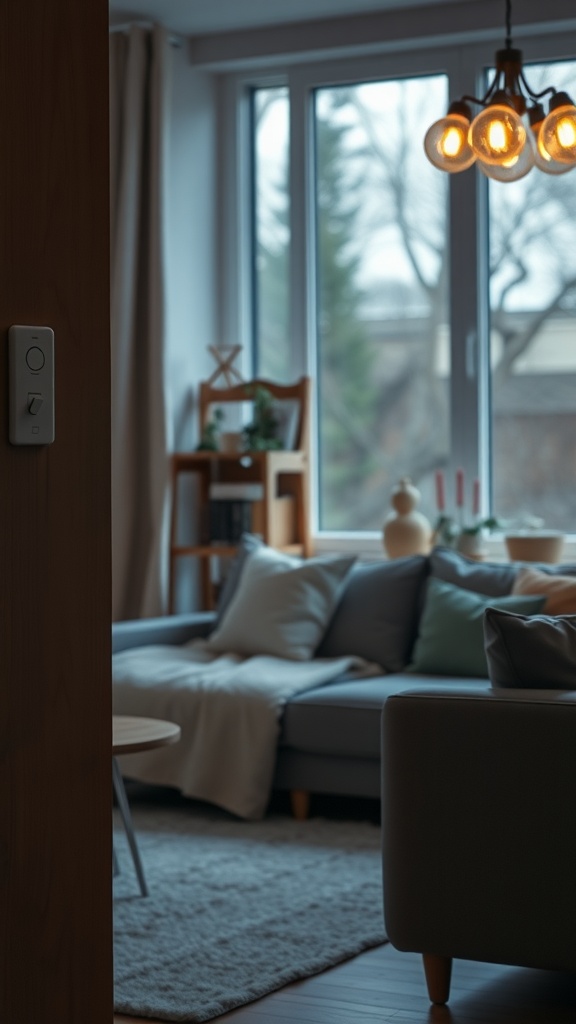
(114, 941), (576, 1024)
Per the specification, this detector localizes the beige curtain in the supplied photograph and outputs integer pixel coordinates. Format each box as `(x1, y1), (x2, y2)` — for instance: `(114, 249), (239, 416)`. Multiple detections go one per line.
(109, 25), (172, 621)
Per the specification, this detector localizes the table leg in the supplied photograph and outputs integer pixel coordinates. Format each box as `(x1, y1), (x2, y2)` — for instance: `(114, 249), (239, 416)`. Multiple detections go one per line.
(112, 757), (149, 897)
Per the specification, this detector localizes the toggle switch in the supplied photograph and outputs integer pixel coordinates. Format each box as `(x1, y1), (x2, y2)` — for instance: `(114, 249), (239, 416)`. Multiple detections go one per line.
(28, 393), (43, 415)
(9, 325), (55, 444)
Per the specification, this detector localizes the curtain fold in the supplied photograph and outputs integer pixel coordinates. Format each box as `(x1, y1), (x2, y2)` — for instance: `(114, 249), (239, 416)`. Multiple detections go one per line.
(110, 25), (172, 621)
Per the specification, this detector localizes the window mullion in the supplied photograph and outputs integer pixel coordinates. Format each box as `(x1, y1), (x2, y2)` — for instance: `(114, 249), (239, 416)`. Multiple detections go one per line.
(288, 69), (314, 381)
(448, 48), (488, 518)
(448, 169), (485, 511)
(288, 69), (319, 531)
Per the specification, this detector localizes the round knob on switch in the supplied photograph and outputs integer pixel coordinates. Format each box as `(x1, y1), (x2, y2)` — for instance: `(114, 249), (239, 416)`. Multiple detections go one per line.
(26, 346), (45, 371)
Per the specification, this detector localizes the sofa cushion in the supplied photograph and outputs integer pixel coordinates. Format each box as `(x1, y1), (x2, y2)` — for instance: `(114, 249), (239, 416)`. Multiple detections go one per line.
(280, 673), (489, 759)
(407, 577), (546, 678)
(484, 607), (576, 689)
(207, 545), (356, 660)
(316, 555), (428, 671)
(430, 546), (517, 596)
(512, 566), (576, 614)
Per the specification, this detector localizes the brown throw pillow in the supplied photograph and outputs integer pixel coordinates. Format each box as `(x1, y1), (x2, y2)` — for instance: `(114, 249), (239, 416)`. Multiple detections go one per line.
(484, 607), (576, 689)
(512, 566), (576, 615)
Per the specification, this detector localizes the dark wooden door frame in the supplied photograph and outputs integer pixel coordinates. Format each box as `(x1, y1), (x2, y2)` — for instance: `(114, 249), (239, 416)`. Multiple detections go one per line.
(0, 1), (113, 1020)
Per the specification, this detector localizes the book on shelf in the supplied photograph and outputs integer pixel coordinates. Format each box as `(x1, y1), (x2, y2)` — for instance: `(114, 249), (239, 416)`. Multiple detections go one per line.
(209, 482), (264, 501)
(206, 498), (254, 544)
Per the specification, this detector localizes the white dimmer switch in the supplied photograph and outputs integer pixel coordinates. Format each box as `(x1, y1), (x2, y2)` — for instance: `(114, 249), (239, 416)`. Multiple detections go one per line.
(9, 325), (55, 445)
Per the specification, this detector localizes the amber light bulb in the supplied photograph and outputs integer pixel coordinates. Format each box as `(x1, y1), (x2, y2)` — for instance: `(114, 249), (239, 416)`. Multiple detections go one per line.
(423, 101), (475, 173)
(529, 104), (574, 175)
(536, 132), (575, 174)
(477, 116), (535, 182)
(540, 92), (576, 165)
(469, 91), (526, 166)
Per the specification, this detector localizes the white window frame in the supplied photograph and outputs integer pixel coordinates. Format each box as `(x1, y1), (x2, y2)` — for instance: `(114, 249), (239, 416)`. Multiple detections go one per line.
(218, 29), (576, 555)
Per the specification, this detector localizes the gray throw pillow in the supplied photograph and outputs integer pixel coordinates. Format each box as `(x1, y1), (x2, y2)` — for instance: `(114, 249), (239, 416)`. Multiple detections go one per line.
(484, 607), (576, 689)
(430, 546), (517, 597)
(540, 562), (576, 576)
(207, 545), (356, 661)
(316, 555), (428, 671)
(216, 533), (263, 624)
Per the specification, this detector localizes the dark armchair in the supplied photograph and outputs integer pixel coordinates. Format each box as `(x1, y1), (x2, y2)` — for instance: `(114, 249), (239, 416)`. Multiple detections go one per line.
(382, 688), (576, 1004)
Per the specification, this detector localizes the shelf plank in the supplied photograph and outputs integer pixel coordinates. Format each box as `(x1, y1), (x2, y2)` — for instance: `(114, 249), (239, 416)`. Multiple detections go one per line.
(171, 544), (306, 558)
(169, 442), (311, 612)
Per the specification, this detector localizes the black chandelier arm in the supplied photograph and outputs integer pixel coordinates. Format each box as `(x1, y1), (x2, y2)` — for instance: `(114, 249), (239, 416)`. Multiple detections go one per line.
(482, 71), (504, 105)
(460, 92), (494, 111)
(460, 68), (504, 110)
(518, 70), (556, 101)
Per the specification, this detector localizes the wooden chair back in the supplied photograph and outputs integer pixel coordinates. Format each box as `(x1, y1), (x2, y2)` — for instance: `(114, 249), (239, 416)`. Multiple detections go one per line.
(198, 376), (311, 453)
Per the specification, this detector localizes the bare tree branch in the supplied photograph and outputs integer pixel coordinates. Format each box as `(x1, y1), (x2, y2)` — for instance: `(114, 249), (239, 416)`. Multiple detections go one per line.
(346, 93), (437, 296)
(497, 258), (528, 310)
(494, 273), (576, 384)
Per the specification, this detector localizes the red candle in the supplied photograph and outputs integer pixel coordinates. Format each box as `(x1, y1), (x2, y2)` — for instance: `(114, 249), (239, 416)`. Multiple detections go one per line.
(456, 468), (464, 508)
(435, 470), (445, 512)
(473, 477), (480, 517)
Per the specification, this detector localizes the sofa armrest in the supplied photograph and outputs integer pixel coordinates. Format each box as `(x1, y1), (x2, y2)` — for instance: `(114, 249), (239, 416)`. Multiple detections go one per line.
(112, 612), (216, 654)
(382, 687), (576, 975)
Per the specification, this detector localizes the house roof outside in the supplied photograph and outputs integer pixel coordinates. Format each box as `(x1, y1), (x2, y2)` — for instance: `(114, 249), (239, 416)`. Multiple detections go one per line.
(361, 309), (576, 414)
(493, 373), (576, 416)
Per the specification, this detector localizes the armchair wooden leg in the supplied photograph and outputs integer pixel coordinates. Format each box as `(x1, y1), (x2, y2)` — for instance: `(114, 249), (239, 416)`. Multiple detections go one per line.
(290, 789), (310, 820)
(423, 953), (452, 1005)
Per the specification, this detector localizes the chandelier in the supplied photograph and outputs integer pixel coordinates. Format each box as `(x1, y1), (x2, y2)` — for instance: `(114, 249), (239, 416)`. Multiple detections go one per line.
(424, 0), (576, 181)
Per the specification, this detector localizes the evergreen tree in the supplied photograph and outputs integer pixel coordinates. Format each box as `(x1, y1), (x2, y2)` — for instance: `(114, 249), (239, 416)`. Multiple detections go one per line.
(256, 176), (290, 382)
(256, 93), (378, 529)
(315, 105), (379, 529)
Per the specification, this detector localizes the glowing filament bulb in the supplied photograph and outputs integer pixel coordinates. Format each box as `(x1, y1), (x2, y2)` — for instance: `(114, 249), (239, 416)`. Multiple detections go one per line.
(488, 119), (507, 152)
(557, 117), (576, 150)
(540, 94), (576, 164)
(423, 107), (476, 173)
(469, 96), (525, 166)
(441, 126), (463, 157)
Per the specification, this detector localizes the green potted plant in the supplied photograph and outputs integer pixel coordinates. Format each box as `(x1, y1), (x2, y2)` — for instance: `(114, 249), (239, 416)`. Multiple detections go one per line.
(196, 407), (224, 451)
(433, 470), (500, 557)
(241, 386), (282, 451)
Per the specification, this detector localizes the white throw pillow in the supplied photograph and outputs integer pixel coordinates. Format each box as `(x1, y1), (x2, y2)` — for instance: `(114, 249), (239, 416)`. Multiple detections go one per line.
(206, 546), (356, 660)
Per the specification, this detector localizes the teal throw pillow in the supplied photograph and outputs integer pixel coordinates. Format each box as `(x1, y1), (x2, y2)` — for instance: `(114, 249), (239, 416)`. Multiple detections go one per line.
(407, 577), (546, 678)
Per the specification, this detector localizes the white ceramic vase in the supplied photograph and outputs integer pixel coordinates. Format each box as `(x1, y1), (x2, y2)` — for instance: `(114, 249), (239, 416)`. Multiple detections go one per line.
(383, 478), (433, 559)
(456, 530), (487, 561)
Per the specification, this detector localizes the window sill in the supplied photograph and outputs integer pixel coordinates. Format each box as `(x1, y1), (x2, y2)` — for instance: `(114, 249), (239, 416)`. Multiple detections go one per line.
(312, 531), (576, 565)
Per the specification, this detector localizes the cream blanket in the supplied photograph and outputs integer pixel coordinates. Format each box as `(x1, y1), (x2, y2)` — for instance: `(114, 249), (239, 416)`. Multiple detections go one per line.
(112, 640), (378, 820)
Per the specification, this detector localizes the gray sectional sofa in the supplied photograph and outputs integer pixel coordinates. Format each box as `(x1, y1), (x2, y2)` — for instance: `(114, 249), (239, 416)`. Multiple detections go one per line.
(112, 544), (574, 818)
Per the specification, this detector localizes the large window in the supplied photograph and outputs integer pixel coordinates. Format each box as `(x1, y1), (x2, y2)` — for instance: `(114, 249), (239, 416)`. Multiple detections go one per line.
(239, 38), (576, 538)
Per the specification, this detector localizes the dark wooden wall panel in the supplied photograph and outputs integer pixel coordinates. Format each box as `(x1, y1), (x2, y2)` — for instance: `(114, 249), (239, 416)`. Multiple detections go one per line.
(0, 1), (112, 1021)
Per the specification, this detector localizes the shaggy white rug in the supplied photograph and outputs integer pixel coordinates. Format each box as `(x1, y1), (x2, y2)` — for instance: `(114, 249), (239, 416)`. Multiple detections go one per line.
(114, 795), (387, 1022)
